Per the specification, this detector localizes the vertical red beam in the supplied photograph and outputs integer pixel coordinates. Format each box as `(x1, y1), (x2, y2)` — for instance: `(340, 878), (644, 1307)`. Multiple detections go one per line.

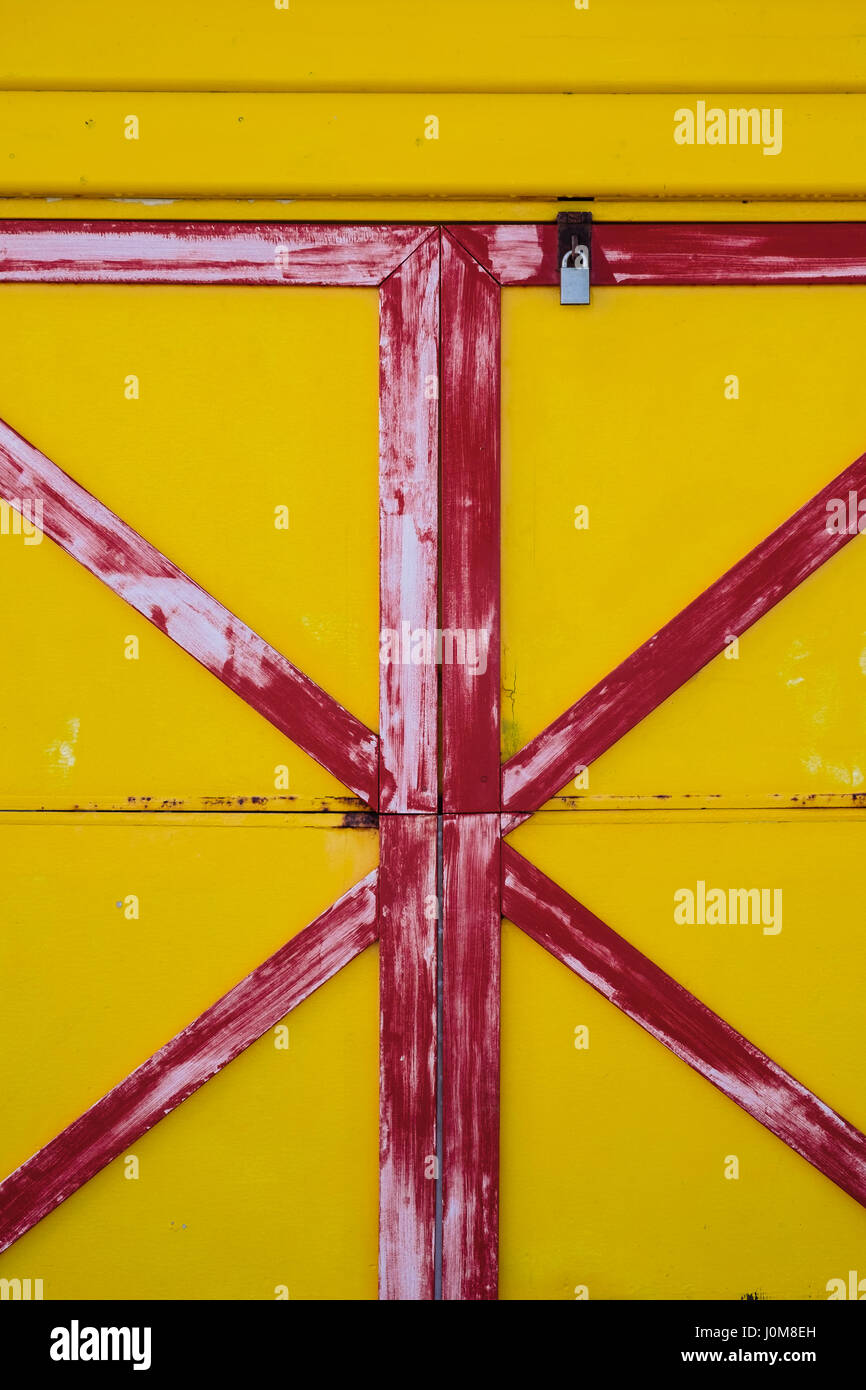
(441, 813), (501, 1300)
(378, 231), (440, 812)
(441, 230), (501, 812)
(378, 814), (438, 1299)
(377, 231), (440, 1296)
(440, 231), (503, 1299)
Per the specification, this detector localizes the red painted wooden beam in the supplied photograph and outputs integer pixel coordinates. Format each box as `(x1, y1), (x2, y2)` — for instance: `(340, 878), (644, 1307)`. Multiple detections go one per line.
(441, 230), (501, 812)
(0, 220), (432, 286)
(446, 222), (866, 287)
(0, 416), (379, 805)
(0, 870), (378, 1255)
(503, 450), (866, 818)
(441, 813), (501, 1300)
(439, 234), (503, 1300)
(378, 815), (438, 1299)
(378, 232), (440, 811)
(502, 844), (866, 1210)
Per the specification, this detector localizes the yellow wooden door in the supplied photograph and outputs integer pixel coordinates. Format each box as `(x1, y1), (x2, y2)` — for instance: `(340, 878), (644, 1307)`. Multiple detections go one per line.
(2, 0), (866, 1309)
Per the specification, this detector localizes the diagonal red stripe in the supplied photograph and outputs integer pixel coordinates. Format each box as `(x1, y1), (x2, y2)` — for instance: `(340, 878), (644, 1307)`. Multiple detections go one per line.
(502, 844), (866, 1209)
(0, 416), (379, 804)
(0, 869), (378, 1255)
(503, 451), (866, 819)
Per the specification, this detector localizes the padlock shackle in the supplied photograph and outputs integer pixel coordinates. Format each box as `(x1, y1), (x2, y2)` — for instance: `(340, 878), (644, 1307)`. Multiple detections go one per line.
(561, 245), (589, 269)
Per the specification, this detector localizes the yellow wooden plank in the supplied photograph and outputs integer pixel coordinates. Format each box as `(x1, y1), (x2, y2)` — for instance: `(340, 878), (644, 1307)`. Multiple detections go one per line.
(1, 1), (864, 94)
(2, 93), (866, 199)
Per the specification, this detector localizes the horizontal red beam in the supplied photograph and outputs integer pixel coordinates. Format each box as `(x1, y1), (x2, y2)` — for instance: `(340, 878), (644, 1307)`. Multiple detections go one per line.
(0, 416), (379, 804)
(502, 845), (866, 1210)
(503, 450), (866, 817)
(0, 220), (431, 286)
(447, 222), (866, 287)
(0, 869), (378, 1255)
(7, 220), (866, 289)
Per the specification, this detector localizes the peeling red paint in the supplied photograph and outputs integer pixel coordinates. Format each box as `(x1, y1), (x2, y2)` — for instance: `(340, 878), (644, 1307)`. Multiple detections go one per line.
(378, 231), (439, 812)
(0, 219), (432, 286)
(378, 815), (437, 1299)
(442, 813), (501, 1301)
(447, 222), (866, 287)
(441, 231), (501, 811)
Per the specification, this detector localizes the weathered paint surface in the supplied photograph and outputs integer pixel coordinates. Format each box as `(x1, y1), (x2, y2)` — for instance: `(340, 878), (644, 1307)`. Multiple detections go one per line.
(378, 232), (439, 811)
(378, 815), (437, 1299)
(502, 844), (866, 1210)
(0, 219), (430, 285)
(441, 231), (501, 811)
(441, 813), (501, 1301)
(448, 221), (866, 286)
(0, 868), (378, 1255)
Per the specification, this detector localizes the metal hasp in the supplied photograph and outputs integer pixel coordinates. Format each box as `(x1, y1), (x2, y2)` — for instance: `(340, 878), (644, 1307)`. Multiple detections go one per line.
(558, 210), (592, 305)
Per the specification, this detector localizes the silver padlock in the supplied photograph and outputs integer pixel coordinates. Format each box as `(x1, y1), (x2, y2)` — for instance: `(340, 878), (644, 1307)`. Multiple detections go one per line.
(560, 245), (590, 305)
